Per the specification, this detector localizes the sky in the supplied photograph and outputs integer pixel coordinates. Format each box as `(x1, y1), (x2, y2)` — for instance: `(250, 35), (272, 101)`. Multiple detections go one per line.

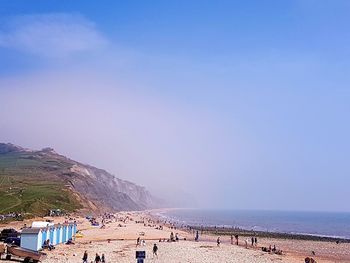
(0, 0), (349, 212)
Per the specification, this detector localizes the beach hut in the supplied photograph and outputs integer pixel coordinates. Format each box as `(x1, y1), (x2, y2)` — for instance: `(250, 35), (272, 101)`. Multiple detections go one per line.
(67, 224), (73, 240)
(20, 223), (73, 251)
(73, 224), (77, 236)
(49, 227), (55, 245)
(62, 225), (68, 243)
(21, 228), (43, 251)
(55, 225), (62, 244)
(41, 228), (47, 247)
(32, 221), (54, 228)
(60, 225), (64, 243)
(44, 228), (50, 245)
(51, 227), (58, 245)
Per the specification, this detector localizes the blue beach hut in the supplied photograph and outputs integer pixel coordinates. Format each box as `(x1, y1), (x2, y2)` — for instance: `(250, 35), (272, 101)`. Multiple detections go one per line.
(55, 225), (62, 244)
(51, 227), (58, 245)
(41, 228), (47, 247)
(21, 228), (44, 251)
(21, 223), (74, 251)
(62, 225), (68, 243)
(68, 224), (73, 240)
(49, 227), (54, 244)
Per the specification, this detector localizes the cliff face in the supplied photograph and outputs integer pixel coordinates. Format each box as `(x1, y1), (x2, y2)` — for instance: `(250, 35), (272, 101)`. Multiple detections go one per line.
(68, 163), (158, 211)
(0, 143), (159, 214)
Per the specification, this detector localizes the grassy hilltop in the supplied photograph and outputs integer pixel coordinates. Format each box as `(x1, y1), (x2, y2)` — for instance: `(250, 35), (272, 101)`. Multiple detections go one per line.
(0, 143), (159, 219)
(0, 148), (82, 217)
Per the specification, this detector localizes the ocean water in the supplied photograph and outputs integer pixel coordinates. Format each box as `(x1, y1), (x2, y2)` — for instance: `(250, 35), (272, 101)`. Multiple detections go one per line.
(157, 209), (350, 239)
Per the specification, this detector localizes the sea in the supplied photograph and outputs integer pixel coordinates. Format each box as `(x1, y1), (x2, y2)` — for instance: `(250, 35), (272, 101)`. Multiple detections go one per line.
(155, 209), (350, 239)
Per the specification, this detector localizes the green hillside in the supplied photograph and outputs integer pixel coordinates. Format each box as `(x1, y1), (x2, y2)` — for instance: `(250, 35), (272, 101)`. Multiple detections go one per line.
(0, 150), (82, 217)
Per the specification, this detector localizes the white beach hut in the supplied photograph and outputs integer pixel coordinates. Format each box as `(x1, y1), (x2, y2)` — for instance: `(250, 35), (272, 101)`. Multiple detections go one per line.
(32, 221), (54, 228)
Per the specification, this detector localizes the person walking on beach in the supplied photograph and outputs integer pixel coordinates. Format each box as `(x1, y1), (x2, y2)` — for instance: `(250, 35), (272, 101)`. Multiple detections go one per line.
(82, 251), (88, 263)
(95, 253), (101, 263)
(153, 243), (158, 258)
(217, 237), (221, 247)
(235, 235), (239, 245)
(254, 237), (258, 247)
(230, 235), (233, 245)
(195, 230), (199, 241)
(251, 237), (254, 246)
(101, 253), (105, 263)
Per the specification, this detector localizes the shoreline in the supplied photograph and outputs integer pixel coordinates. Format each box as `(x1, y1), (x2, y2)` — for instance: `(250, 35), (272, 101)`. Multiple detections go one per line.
(184, 226), (350, 243)
(148, 208), (350, 243)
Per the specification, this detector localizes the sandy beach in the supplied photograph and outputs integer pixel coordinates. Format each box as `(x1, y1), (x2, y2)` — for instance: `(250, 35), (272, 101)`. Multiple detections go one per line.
(1, 211), (349, 263)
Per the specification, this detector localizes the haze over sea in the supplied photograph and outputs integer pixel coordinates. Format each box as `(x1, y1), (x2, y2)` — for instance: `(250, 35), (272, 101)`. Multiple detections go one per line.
(159, 209), (350, 239)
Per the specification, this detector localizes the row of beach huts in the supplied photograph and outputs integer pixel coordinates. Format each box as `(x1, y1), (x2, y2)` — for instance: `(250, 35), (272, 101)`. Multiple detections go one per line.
(20, 222), (77, 251)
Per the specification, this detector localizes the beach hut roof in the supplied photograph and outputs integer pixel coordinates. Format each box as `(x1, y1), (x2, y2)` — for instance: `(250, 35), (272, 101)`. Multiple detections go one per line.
(21, 228), (42, 234)
(32, 221), (54, 228)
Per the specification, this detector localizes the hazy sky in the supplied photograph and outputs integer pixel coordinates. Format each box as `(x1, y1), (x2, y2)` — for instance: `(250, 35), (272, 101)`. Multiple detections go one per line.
(0, 1), (349, 212)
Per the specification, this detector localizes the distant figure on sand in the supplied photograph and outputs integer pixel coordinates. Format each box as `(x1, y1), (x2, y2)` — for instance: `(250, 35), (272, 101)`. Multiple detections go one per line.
(153, 243), (158, 258)
(255, 237), (258, 246)
(251, 237), (254, 246)
(235, 235), (239, 245)
(245, 239), (248, 248)
(217, 237), (221, 247)
(195, 230), (199, 241)
(82, 251), (88, 263)
(95, 253), (101, 263)
(101, 253), (105, 263)
(230, 235), (233, 245)
(136, 237), (140, 246)
(170, 232), (174, 242)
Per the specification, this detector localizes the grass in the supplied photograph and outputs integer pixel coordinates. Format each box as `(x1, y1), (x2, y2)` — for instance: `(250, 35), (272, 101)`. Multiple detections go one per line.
(0, 152), (82, 217)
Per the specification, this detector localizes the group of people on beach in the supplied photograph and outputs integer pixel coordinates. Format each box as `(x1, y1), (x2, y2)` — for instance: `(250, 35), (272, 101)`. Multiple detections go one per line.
(230, 234), (240, 245)
(42, 239), (55, 251)
(261, 244), (283, 255)
(82, 250), (106, 263)
(212, 234), (261, 249)
(169, 231), (180, 242)
(136, 237), (147, 246)
(244, 236), (258, 248)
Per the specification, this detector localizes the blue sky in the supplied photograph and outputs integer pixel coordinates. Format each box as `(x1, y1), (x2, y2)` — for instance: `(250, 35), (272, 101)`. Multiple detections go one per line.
(0, 1), (349, 211)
